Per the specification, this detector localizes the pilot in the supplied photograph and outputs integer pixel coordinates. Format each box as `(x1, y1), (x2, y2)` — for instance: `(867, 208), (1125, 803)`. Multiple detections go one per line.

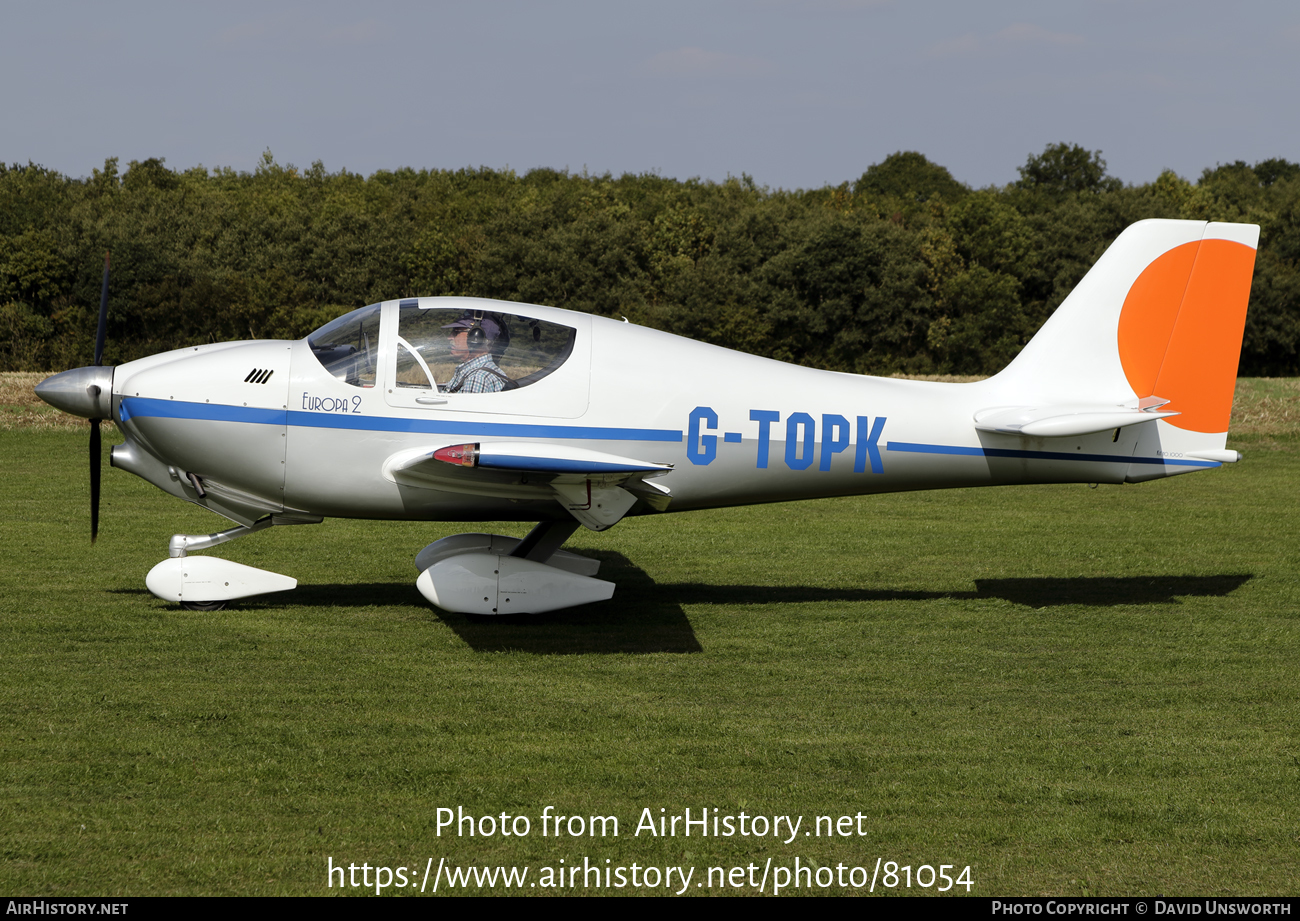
(442, 312), (511, 393)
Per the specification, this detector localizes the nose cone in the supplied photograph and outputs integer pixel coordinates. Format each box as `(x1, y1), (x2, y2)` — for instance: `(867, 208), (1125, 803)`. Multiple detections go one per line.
(35, 366), (115, 420)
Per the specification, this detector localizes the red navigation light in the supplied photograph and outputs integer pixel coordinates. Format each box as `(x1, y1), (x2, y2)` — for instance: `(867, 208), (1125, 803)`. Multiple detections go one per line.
(433, 444), (479, 467)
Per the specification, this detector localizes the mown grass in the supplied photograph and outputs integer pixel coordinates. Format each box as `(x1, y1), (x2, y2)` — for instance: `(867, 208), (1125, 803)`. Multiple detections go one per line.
(0, 382), (1297, 896)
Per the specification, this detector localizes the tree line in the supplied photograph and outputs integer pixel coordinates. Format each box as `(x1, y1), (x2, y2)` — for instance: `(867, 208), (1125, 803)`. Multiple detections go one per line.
(2, 144), (1297, 376)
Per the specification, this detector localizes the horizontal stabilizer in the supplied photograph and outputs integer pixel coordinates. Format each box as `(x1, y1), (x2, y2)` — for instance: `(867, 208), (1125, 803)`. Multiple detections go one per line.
(974, 403), (1178, 438)
(1184, 449), (1240, 463)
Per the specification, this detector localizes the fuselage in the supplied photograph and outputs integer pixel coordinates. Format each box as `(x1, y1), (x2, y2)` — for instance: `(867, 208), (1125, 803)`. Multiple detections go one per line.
(99, 296), (1221, 530)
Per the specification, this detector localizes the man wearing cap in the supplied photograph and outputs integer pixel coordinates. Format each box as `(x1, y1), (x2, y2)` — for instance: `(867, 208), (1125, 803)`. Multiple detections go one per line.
(443, 312), (510, 394)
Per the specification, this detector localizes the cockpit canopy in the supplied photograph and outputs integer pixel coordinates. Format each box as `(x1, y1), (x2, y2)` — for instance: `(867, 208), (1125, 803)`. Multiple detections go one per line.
(307, 300), (577, 393)
(395, 303), (575, 393)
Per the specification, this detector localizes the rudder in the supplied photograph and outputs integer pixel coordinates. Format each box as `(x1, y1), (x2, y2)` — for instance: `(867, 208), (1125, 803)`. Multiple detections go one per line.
(1117, 225), (1257, 434)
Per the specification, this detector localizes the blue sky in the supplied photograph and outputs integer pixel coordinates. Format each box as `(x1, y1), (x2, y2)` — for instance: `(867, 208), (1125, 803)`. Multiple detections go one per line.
(2, 0), (1297, 189)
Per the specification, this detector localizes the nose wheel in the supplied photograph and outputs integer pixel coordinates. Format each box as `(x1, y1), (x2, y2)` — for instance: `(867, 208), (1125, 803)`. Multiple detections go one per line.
(146, 519), (314, 609)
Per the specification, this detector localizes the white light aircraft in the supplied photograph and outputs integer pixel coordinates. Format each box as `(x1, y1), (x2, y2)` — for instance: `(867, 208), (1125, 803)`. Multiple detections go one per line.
(36, 219), (1258, 614)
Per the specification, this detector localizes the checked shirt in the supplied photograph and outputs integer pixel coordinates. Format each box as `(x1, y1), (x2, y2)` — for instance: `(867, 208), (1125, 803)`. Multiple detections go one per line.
(445, 353), (508, 394)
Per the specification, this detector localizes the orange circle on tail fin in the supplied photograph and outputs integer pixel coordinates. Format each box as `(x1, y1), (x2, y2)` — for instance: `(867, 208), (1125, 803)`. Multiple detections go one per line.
(1117, 238), (1256, 433)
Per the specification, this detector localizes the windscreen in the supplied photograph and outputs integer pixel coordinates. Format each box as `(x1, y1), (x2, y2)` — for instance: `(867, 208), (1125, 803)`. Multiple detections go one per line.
(307, 303), (382, 388)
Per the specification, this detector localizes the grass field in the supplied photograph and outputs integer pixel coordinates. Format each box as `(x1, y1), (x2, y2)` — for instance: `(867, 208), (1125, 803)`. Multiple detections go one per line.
(1, 376), (1297, 896)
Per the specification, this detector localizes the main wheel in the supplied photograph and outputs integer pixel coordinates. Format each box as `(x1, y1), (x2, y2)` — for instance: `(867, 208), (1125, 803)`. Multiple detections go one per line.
(180, 600), (227, 611)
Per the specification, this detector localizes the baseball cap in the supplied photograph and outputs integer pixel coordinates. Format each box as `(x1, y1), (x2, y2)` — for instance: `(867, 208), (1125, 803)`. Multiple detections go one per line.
(442, 313), (502, 340)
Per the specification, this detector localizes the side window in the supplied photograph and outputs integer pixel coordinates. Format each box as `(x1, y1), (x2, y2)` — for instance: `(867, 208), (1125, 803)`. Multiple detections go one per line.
(395, 305), (576, 394)
(307, 303), (381, 387)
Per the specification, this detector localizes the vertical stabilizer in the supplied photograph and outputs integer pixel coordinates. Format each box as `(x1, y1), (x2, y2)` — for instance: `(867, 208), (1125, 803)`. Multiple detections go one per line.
(989, 219), (1258, 440)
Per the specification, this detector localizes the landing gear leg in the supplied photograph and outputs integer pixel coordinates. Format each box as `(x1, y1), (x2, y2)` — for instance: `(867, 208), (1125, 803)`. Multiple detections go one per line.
(509, 520), (580, 564)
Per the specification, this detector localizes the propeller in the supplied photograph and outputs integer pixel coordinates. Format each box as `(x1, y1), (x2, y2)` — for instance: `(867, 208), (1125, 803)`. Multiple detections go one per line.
(31, 252), (115, 541)
(89, 252), (109, 542)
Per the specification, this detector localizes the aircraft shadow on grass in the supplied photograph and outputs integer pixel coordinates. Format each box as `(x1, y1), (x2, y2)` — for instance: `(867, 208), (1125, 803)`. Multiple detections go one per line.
(111, 564), (1252, 655)
(661, 573), (1254, 610)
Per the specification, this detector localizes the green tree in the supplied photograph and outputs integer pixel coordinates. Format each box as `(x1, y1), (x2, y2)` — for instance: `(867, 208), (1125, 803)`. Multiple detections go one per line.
(929, 265), (1030, 375)
(763, 215), (935, 374)
(3, 150), (1299, 377)
(854, 151), (968, 208)
(1016, 143), (1121, 199)
(947, 191), (1036, 279)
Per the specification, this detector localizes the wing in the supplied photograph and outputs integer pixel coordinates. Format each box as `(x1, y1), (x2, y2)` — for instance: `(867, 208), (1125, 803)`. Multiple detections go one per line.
(383, 441), (674, 530)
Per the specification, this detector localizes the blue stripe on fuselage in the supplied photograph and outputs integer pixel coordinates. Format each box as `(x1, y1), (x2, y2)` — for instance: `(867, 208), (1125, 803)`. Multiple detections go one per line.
(118, 397), (684, 443)
(118, 398), (285, 426)
(886, 441), (1219, 468)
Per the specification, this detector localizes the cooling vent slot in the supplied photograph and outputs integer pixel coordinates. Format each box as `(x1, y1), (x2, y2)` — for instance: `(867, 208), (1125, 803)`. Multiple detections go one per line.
(244, 368), (274, 384)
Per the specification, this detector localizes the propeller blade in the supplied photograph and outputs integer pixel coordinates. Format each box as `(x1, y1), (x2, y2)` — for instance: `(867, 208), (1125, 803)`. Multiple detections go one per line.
(90, 419), (101, 542)
(90, 250), (109, 541)
(93, 251), (109, 367)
